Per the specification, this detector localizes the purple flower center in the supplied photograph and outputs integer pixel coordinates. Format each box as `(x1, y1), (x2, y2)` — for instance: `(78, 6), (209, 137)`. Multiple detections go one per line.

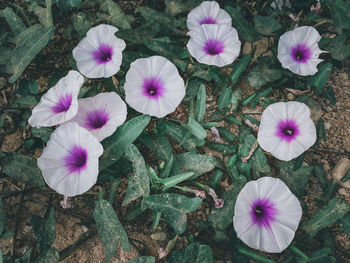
(203, 39), (224, 56)
(92, 44), (114, 64)
(142, 77), (164, 99)
(52, 94), (72, 113)
(199, 17), (217, 25)
(64, 146), (88, 173)
(85, 109), (109, 130)
(250, 198), (277, 229)
(276, 119), (300, 143)
(291, 44), (312, 63)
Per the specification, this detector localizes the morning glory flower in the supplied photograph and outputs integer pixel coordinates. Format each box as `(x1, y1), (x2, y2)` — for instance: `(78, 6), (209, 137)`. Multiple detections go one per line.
(257, 101), (316, 161)
(28, 70), (83, 128)
(187, 1), (232, 31)
(233, 177), (302, 253)
(72, 24), (126, 78)
(69, 92), (127, 141)
(187, 24), (241, 67)
(37, 122), (103, 197)
(277, 26), (324, 76)
(124, 56), (185, 118)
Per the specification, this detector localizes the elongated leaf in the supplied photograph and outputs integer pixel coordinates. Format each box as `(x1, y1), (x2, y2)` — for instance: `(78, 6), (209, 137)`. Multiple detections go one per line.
(139, 133), (173, 162)
(122, 144), (150, 206)
(30, 207), (55, 254)
(175, 152), (215, 175)
(72, 12), (90, 38)
(230, 54), (251, 85)
(0, 198), (6, 234)
(104, 0), (131, 29)
(29, 0), (53, 28)
(252, 147), (271, 178)
(139, 7), (176, 30)
(100, 115), (150, 170)
(308, 63), (333, 95)
(127, 256), (155, 263)
(185, 117), (207, 140)
(330, 0), (350, 30)
(142, 193), (202, 234)
(218, 86), (232, 110)
(0, 7), (26, 36)
(160, 172), (194, 191)
(302, 198), (349, 238)
(94, 200), (130, 262)
(56, 0), (82, 11)
(0, 152), (45, 187)
(236, 244), (275, 263)
(169, 243), (214, 263)
(216, 127), (237, 142)
(338, 214), (350, 236)
(4, 25), (54, 83)
(195, 84), (206, 122)
(254, 15), (281, 36)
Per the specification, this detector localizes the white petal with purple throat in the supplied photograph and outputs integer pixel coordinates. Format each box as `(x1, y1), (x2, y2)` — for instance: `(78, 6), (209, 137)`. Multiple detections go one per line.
(278, 26), (325, 76)
(37, 122), (103, 197)
(187, 1), (232, 31)
(69, 92), (127, 141)
(257, 101), (316, 161)
(234, 177), (302, 253)
(124, 56), (185, 118)
(72, 24), (126, 78)
(187, 24), (241, 67)
(28, 70), (83, 128)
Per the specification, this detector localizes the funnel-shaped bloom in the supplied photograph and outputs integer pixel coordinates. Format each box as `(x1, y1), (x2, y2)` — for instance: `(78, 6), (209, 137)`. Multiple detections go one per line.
(234, 177), (302, 253)
(187, 1), (232, 31)
(37, 122), (103, 197)
(28, 70), (83, 128)
(187, 24), (241, 67)
(124, 56), (185, 118)
(278, 26), (324, 76)
(257, 101), (316, 161)
(70, 92), (127, 141)
(72, 24), (126, 78)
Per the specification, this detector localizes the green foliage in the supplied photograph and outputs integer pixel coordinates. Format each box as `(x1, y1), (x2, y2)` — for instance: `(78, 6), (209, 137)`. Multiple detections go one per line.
(169, 243), (214, 263)
(100, 115), (150, 170)
(72, 12), (91, 38)
(29, 0), (53, 28)
(329, 33), (350, 61)
(175, 152), (215, 176)
(0, 198), (6, 235)
(302, 198), (349, 238)
(184, 117), (207, 140)
(30, 207), (56, 254)
(55, 0), (82, 12)
(127, 256), (155, 263)
(94, 199), (130, 262)
(230, 54), (251, 85)
(18, 78), (39, 96)
(308, 63), (333, 95)
(247, 57), (281, 88)
(338, 214), (350, 236)
(195, 84), (206, 122)
(102, 0), (131, 30)
(218, 86), (232, 110)
(0, 7), (26, 36)
(31, 127), (53, 142)
(122, 144), (150, 206)
(139, 133), (173, 162)
(34, 247), (59, 263)
(0, 152), (45, 187)
(254, 15), (281, 36)
(142, 193), (202, 234)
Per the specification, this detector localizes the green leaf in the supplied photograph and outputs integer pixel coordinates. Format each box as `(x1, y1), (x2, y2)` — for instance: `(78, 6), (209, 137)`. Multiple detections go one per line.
(30, 207), (55, 254)
(139, 7), (176, 30)
(195, 84), (206, 122)
(216, 127), (237, 142)
(72, 12), (91, 39)
(34, 247), (59, 263)
(323, 86), (336, 105)
(0, 7), (26, 36)
(184, 117), (207, 140)
(4, 25), (54, 83)
(0, 152), (45, 187)
(31, 127), (53, 142)
(169, 243), (214, 263)
(139, 133), (173, 162)
(338, 214), (350, 236)
(175, 152), (215, 176)
(142, 193), (202, 234)
(116, 23), (159, 45)
(251, 147), (271, 178)
(308, 63), (333, 95)
(218, 86), (232, 110)
(55, 0), (82, 12)
(302, 198), (349, 238)
(329, 0), (350, 30)
(122, 144), (150, 206)
(236, 244), (275, 263)
(329, 33), (350, 61)
(230, 54), (251, 85)
(127, 256), (155, 263)
(100, 115), (150, 170)
(160, 172), (194, 191)
(224, 6), (260, 43)
(313, 163), (327, 190)
(94, 199), (130, 262)
(0, 198), (6, 234)
(247, 57), (281, 88)
(254, 15), (281, 36)
(18, 78), (39, 96)
(208, 179), (246, 238)
(12, 96), (38, 108)
(279, 161), (313, 197)
(29, 0), (53, 28)
(103, 0), (131, 30)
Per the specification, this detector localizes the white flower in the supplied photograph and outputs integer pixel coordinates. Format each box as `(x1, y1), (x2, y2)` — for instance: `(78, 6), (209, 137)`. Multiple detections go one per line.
(187, 1), (231, 31)
(37, 122), (103, 197)
(124, 56), (185, 118)
(72, 24), (126, 78)
(69, 92), (127, 141)
(277, 26), (325, 76)
(187, 24), (241, 67)
(28, 70), (83, 128)
(257, 101), (316, 161)
(233, 177), (302, 253)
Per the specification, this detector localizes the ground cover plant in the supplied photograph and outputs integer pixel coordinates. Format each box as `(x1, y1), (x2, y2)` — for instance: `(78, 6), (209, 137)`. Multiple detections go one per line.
(0, 0), (350, 262)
